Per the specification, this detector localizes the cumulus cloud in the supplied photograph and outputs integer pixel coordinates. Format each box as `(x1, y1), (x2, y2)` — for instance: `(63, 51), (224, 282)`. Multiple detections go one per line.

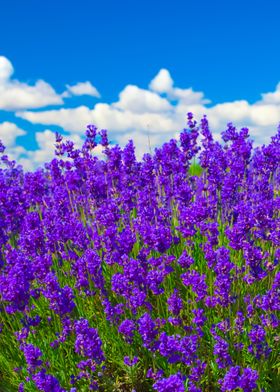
(5, 66), (280, 169)
(259, 82), (280, 105)
(0, 56), (63, 110)
(0, 56), (14, 81)
(0, 121), (26, 147)
(16, 73), (183, 133)
(16, 68), (209, 135)
(17, 103), (179, 134)
(250, 105), (280, 127)
(113, 85), (172, 113)
(149, 68), (174, 93)
(168, 87), (211, 105)
(16, 106), (93, 132)
(62, 81), (101, 98)
(149, 68), (210, 105)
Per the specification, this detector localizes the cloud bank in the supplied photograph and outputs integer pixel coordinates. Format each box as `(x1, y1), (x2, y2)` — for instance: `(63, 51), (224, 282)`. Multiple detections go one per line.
(0, 56), (280, 170)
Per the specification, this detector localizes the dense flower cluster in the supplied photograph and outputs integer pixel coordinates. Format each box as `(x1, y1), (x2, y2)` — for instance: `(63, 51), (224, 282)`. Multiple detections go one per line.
(0, 115), (279, 391)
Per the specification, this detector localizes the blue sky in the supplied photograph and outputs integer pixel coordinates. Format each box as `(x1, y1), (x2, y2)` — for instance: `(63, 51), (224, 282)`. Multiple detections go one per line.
(1, 0), (280, 169)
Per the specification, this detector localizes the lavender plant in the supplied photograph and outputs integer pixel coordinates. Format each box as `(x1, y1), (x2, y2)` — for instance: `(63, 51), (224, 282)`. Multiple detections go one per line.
(0, 114), (279, 391)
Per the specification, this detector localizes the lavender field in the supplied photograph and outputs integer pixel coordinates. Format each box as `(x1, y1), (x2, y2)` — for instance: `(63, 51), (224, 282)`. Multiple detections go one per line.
(0, 113), (279, 391)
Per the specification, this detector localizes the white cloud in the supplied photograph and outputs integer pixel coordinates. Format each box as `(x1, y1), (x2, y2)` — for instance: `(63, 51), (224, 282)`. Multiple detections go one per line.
(205, 100), (251, 129)
(259, 82), (280, 105)
(250, 104), (280, 127)
(7, 67), (280, 169)
(0, 79), (63, 111)
(17, 103), (178, 134)
(0, 56), (63, 110)
(0, 122), (26, 147)
(113, 85), (172, 113)
(93, 103), (179, 133)
(6, 146), (28, 164)
(149, 68), (174, 93)
(16, 106), (93, 132)
(31, 130), (59, 164)
(149, 69), (210, 105)
(168, 87), (210, 105)
(0, 57), (14, 81)
(62, 81), (101, 98)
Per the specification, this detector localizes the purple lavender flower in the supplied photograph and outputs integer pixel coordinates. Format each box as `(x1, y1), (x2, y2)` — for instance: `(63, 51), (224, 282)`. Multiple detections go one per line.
(181, 270), (208, 301)
(32, 368), (66, 392)
(0, 140), (6, 153)
(20, 343), (43, 372)
(219, 366), (259, 392)
(178, 251), (194, 269)
(99, 129), (109, 147)
(189, 359), (207, 383)
(138, 312), (159, 351)
(248, 324), (266, 345)
(167, 289), (183, 316)
(213, 336), (233, 369)
(146, 368), (164, 381)
(219, 366), (241, 391)
(0, 249), (34, 313)
(239, 367), (259, 391)
(74, 318), (105, 364)
(102, 298), (124, 324)
(118, 319), (135, 343)
(234, 311), (245, 334)
(180, 334), (199, 366)
(1, 113), (280, 392)
(192, 308), (206, 327)
(123, 356), (138, 366)
(77, 359), (96, 372)
(158, 332), (182, 364)
(153, 373), (185, 392)
(43, 272), (75, 315)
(248, 324), (271, 359)
(18, 383), (24, 392)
